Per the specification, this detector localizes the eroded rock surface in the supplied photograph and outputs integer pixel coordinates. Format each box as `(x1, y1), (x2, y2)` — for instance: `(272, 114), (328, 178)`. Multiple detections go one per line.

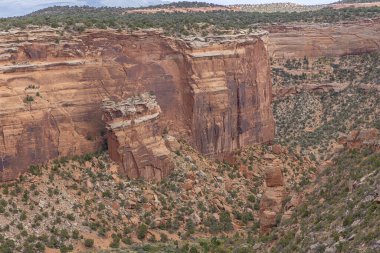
(260, 158), (285, 233)
(102, 93), (174, 180)
(267, 19), (380, 59)
(340, 128), (380, 151)
(0, 28), (274, 181)
(185, 33), (275, 155)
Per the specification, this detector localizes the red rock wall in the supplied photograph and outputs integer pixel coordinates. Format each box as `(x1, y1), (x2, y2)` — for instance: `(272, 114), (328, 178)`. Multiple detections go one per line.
(267, 19), (380, 59)
(187, 40), (274, 155)
(260, 158), (285, 233)
(0, 29), (274, 181)
(102, 93), (175, 181)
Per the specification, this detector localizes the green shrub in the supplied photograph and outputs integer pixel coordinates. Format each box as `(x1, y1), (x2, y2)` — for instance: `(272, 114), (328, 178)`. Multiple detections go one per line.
(24, 95), (34, 103)
(29, 165), (42, 176)
(109, 237), (120, 248)
(84, 239), (94, 248)
(137, 224), (148, 240)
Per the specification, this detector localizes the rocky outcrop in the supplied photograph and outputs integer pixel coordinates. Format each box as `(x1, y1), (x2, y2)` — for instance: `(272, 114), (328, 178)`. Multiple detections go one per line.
(184, 33), (275, 155)
(340, 128), (380, 151)
(0, 28), (274, 181)
(272, 82), (350, 99)
(260, 158), (285, 233)
(267, 19), (380, 59)
(102, 93), (174, 181)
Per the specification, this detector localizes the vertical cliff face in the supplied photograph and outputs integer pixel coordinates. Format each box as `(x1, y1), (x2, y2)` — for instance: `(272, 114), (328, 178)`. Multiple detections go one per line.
(266, 20), (380, 59)
(185, 36), (274, 155)
(102, 93), (174, 181)
(0, 28), (274, 181)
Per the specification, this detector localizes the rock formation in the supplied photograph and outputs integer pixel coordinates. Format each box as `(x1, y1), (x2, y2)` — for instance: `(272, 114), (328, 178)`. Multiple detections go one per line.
(259, 158), (285, 233)
(102, 93), (174, 180)
(272, 83), (350, 99)
(340, 128), (380, 151)
(0, 28), (274, 181)
(185, 33), (275, 155)
(267, 19), (380, 59)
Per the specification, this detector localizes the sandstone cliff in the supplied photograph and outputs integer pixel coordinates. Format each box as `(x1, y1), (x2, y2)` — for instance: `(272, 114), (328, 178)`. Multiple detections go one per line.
(267, 19), (380, 59)
(102, 93), (174, 180)
(0, 28), (274, 181)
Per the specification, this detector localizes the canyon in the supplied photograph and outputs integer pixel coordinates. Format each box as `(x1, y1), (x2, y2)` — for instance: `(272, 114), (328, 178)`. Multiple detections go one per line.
(1, 17), (380, 182)
(0, 28), (274, 181)
(0, 5), (379, 252)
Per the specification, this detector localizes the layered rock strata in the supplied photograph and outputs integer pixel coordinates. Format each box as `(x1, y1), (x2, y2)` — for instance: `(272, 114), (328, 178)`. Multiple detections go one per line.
(0, 28), (274, 181)
(102, 93), (174, 180)
(267, 19), (380, 59)
(184, 33), (275, 155)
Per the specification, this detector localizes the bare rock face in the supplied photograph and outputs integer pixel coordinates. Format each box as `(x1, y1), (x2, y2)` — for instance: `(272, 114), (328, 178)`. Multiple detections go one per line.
(267, 20), (380, 59)
(260, 158), (285, 233)
(0, 29), (274, 181)
(271, 144), (282, 155)
(187, 34), (275, 155)
(265, 160), (284, 187)
(102, 93), (173, 180)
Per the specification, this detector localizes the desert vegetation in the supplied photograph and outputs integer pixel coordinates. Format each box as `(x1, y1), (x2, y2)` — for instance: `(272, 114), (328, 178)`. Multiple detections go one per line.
(0, 2), (379, 253)
(267, 149), (380, 253)
(271, 51), (380, 161)
(272, 52), (380, 87)
(0, 6), (379, 35)
(0, 142), (315, 252)
(88, 148), (380, 252)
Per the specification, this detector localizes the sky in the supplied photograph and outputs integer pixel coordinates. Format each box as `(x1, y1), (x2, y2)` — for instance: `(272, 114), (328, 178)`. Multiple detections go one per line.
(0, 0), (337, 18)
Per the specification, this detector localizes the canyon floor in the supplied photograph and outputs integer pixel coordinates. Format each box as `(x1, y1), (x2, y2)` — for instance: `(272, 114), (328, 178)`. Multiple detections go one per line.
(0, 2), (380, 253)
(0, 106), (379, 253)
